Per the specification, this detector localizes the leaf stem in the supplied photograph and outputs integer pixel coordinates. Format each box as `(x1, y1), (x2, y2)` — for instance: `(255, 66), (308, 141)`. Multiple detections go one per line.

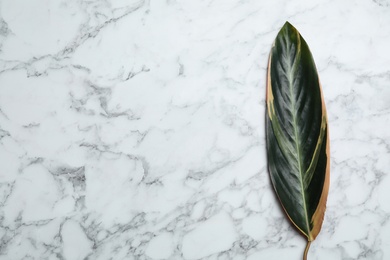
(303, 240), (311, 260)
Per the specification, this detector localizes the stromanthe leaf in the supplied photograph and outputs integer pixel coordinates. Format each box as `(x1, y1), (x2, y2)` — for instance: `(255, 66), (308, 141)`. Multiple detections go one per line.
(266, 22), (330, 260)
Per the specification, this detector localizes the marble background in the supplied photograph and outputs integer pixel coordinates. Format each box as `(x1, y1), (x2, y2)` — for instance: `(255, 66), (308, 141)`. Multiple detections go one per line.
(1, 0), (390, 259)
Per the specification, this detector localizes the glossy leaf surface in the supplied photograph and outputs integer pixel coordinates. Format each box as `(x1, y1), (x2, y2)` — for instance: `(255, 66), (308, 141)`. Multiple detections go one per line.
(266, 22), (330, 244)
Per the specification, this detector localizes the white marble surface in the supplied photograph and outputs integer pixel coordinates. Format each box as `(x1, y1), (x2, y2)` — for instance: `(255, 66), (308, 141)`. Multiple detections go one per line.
(0, 0), (390, 259)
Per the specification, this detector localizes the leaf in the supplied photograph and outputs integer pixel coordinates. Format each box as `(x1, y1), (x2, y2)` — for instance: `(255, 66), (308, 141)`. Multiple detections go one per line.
(266, 22), (330, 260)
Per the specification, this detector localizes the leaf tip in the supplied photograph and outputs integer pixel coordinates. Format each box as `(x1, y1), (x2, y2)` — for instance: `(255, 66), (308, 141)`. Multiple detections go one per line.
(282, 21), (297, 31)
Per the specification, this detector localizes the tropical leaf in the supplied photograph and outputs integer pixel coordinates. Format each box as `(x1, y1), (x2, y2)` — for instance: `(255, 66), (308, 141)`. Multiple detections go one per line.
(266, 22), (330, 260)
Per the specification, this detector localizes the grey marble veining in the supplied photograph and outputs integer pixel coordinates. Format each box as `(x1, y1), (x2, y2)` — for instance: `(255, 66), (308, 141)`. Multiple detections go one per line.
(1, 0), (390, 259)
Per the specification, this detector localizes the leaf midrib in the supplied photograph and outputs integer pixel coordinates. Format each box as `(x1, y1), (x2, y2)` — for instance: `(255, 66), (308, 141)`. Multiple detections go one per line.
(285, 32), (311, 238)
